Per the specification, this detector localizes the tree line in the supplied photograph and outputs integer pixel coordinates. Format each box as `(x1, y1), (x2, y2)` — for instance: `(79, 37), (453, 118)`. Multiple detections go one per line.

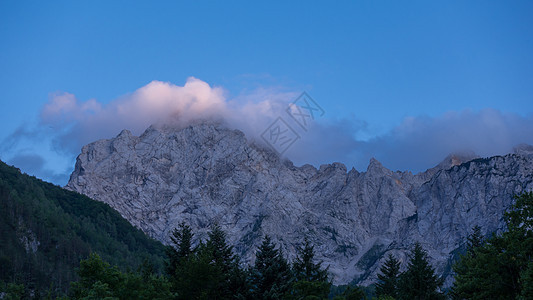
(60, 192), (533, 300)
(68, 224), (343, 299)
(62, 222), (445, 299)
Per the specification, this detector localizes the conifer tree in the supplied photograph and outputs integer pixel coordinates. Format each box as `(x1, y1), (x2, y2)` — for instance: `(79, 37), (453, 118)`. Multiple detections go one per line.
(397, 243), (444, 300)
(166, 222), (193, 277)
(289, 237), (330, 299)
(375, 254), (400, 299)
(206, 225), (236, 274)
(250, 235), (292, 299)
(175, 241), (216, 300)
(450, 226), (486, 299)
(466, 225), (483, 257)
(166, 222), (193, 297)
(171, 224), (250, 299)
(204, 225), (249, 299)
(292, 237), (329, 282)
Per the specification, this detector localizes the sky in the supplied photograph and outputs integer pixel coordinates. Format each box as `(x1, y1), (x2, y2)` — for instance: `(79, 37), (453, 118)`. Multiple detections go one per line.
(1, 1), (532, 185)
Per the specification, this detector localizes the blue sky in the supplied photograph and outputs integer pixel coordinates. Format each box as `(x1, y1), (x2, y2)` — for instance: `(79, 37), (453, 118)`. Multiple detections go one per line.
(1, 1), (533, 185)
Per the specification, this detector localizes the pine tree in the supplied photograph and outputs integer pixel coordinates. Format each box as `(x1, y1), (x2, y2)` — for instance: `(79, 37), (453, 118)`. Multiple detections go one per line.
(289, 237), (330, 299)
(466, 225), (483, 257)
(166, 222), (193, 277)
(175, 241), (218, 300)
(292, 237), (329, 282)
(375, 254), (400, 299)
(451, 226), (486, 299)
(172, 224), (250, 299)
(205, 225), (235, 274)
(166, 222), (193, 297)
(204, 225), (248, 299)
(397, 243), (444, 300)
(250, 235), (292, 299)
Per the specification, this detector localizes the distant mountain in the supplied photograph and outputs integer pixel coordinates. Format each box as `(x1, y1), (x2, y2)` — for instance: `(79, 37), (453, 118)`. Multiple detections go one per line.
(66, 122), (533, 286)
(0, 160), (166, 296)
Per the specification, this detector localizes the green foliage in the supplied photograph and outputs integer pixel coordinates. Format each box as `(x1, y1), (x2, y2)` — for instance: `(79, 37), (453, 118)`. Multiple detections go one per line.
(375, 254), (400, 299)
(520, 261), (533, 299)
(450, 226), (489, 299)
(452, 192), (533, 299)
(172, 242), (217, 300)
(69, 253), (172, 299)
(466, 225), (483, 255)
(169, 223), (193, 259)
(166, 222), (193, 294)
(287, 280), (331, 300)
(505, 192), (533, 232)
(375, 295), (395, 300)
(202, 225), (249, 298)
(397, 243), (444, 300)
(166, 225), (250, 299)
(250, 235), (292, 299)
(0, 160), (166, 297)
(286, 237), (331, 299)
(331, 285), (367, 300)
(292, 237), (329, 283)
(0, 282), (26, 300)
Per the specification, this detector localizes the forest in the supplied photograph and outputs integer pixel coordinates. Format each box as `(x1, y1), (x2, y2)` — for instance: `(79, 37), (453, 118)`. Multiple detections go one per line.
(0, 161), (167, 297)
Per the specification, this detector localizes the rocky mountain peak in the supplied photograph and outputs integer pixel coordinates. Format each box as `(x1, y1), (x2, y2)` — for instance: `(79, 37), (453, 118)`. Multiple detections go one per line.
(514, 143), (533, 157)
(368, 157), (381, 167)
(66, 122), (533, 286)
(442, 152), (479, 168)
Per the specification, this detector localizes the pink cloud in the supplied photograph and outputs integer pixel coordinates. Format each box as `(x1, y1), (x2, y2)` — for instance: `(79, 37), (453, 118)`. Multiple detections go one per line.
(39, 77), (235, 151)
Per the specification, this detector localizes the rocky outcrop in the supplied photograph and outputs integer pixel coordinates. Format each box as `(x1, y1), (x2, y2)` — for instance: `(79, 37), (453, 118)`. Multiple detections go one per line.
(66, 123), (533, 285)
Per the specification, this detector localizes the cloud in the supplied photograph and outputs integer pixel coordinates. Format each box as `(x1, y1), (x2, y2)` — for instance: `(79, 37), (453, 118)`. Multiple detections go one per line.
(7, 153), (70, 184)
(284, 118), (365, 169)
(40, 77), (229, 153)
(2, 77), (533, 186)
(37, 78), (302, 157)
(1, 77), (300, 185)
(356, 109), (533, 172)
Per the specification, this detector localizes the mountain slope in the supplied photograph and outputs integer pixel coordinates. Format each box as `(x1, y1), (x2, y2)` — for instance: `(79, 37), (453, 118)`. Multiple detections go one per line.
(66, 123), (533, 285)
(0, 160), (167, 296)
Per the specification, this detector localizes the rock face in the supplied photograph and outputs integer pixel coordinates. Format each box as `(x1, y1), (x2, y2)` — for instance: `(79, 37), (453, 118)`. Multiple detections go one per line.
(66, 123), (533, 285)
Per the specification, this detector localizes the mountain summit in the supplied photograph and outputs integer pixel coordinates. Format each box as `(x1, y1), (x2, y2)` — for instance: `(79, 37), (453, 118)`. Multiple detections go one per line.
(66, 122), (533, 285)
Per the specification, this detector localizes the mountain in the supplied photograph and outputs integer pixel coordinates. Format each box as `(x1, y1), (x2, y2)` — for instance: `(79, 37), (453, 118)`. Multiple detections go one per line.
(66, 122), (533, 285)
(0, 160), (167, 296)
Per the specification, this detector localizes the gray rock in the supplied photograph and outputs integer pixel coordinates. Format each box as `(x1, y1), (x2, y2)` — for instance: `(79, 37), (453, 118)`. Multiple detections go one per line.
(66, 123), (533, 285)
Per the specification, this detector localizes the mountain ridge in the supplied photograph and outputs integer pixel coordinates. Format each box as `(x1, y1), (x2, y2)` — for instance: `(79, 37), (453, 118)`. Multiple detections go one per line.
(66, 122), (533, 285)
